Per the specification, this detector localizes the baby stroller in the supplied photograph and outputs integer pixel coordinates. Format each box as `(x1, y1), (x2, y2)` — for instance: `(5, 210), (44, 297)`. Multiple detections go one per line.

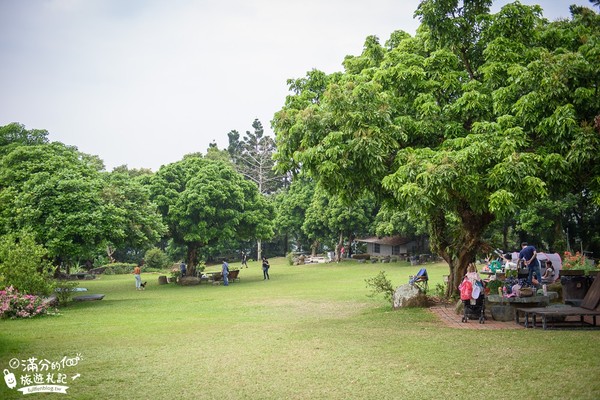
(459, 278), (485, 324)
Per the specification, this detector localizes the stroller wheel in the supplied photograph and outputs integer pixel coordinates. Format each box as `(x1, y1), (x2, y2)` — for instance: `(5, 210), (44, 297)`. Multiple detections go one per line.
(462, 316), (467, 323)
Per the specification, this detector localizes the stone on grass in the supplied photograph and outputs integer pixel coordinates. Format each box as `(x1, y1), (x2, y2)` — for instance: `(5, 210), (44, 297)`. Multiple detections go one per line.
(393, 284), (421, 309)
(179, 276), (201, 286)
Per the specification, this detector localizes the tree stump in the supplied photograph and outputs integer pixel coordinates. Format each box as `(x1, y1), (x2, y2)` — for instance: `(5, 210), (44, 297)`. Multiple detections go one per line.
(158, 275), (168, 285)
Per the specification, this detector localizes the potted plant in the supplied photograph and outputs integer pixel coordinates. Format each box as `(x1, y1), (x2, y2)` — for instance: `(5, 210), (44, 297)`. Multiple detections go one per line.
(561, 251), (586, 276)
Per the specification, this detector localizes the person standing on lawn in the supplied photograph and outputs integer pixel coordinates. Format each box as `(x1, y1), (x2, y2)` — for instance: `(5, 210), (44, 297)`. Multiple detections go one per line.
(241, 251), (248, 268)
(262, 256), (270, 280)
(222, 258), (230, 286)
(133, 262), (142, 290)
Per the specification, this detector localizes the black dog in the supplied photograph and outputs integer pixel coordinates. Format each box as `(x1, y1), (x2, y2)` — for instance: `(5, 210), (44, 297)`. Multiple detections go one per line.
(140, 281), (147, 290)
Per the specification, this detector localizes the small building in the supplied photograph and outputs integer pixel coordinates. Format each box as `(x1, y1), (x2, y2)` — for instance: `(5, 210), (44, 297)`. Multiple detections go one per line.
(354, 236), (422, 258)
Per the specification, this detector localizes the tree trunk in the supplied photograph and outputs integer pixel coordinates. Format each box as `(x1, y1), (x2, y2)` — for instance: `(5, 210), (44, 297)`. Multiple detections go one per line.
(106, 245), (116, 263)
(283, 232), (289, 255)
(430, 203), (494, 298)
(257, 239), (262, 261)
(311, 240), (319, 257)
(187, 243), (201, 277)
(336, 231), (343, 262)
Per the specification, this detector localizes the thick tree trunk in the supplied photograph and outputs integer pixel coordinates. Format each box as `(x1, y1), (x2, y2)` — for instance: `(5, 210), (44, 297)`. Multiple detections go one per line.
(186, 243), (201, 277)
(430, 203), (494, 298)
(310, 240), (319, 257)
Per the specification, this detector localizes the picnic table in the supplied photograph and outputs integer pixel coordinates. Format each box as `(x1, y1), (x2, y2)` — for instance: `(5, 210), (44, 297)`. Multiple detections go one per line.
(201, 270), (240, 283)
(487, 293), (558, 321)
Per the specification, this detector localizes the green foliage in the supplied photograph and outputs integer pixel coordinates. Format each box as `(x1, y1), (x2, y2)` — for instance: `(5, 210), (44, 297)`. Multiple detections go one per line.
(432, 282), (448, 299)
(101, 172), (167, 255)
(302, 185), (377, 250)
(0, 122), (49, 149)
(286, 252), (295, 265)
(54, 280), (79, 306)
(485, 279), (503, 295)
(149, 155), (274, 272)
(0, 231), (53, 295)
(274, 1), (600, 294)
(365, 271), (395, 304)
(273, 173), (315, 252)
(102, 263), (137, 275)
(0, 137), (166, 269)
(144, 247), (170, 270)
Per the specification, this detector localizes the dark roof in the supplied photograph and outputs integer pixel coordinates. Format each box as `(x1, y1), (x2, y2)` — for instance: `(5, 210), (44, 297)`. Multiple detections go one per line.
(355, 236), (413, 246)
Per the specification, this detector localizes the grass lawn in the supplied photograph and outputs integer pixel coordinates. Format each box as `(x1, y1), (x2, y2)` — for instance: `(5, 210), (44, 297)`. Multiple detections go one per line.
(1, 258), (599, 399)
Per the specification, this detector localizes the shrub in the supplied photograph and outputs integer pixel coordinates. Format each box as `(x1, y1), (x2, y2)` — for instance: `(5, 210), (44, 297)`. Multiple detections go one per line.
(286, 252), (294, 265)
(0, 231), (54, 295)
(103, 263), (136, 275)
(144, 247), (170, 270)
(54, 280), (79, 306)
(432, 282), (447, 299)
(365, 271), (395, 304)
(0, 286), (50, 319)
(352, 254), (371, 260)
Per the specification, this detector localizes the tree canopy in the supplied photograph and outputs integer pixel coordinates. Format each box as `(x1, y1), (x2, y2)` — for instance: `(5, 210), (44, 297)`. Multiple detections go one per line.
(0, 130), (166, 272)
(149, 155), (274, 275)
(273, 1), (600, 295)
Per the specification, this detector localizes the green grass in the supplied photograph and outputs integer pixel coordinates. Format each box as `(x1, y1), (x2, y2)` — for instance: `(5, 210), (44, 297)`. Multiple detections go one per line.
(1, 259), (599, 399)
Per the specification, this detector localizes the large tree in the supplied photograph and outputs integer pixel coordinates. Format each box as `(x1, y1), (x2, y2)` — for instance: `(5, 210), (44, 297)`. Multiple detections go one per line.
(149, 155), (274, 276)
(273, 1), (600, 295)
(0, 125), (167, 271)
(273, 173), (315, 254)
(0, 142), (111, 271)
(100, 171), (167, 263)
(227, 119), (286, 259)
(303, 185), (377, 258)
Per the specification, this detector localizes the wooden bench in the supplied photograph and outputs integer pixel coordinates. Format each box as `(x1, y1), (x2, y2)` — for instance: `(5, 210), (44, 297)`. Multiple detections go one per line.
(515, 277), (600, 330)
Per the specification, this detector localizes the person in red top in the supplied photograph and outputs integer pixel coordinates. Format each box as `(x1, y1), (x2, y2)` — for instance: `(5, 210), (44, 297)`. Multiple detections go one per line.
(133, 263), (142, 290)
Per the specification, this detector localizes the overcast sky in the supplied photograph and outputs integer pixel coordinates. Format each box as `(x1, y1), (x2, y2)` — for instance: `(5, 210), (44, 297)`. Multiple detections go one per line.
(0, 0), (595, 171)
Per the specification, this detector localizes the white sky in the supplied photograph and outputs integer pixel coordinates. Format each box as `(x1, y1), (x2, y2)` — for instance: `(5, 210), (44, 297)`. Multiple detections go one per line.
(0, 0), (595, 171)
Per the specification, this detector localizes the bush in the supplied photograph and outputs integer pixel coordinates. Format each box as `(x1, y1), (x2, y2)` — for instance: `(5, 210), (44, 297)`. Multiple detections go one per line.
(286, 252), (296, 265)
(103, 263), (136, 275)
(365, 271), (395, 304)
(0, 286), (51, 319)
(54, 280), (79, 306)
(352, 254), (371, 260)
(432, 282), (447, 299)
(0, 231), (54, 295)
(144, 247), (170, 270)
